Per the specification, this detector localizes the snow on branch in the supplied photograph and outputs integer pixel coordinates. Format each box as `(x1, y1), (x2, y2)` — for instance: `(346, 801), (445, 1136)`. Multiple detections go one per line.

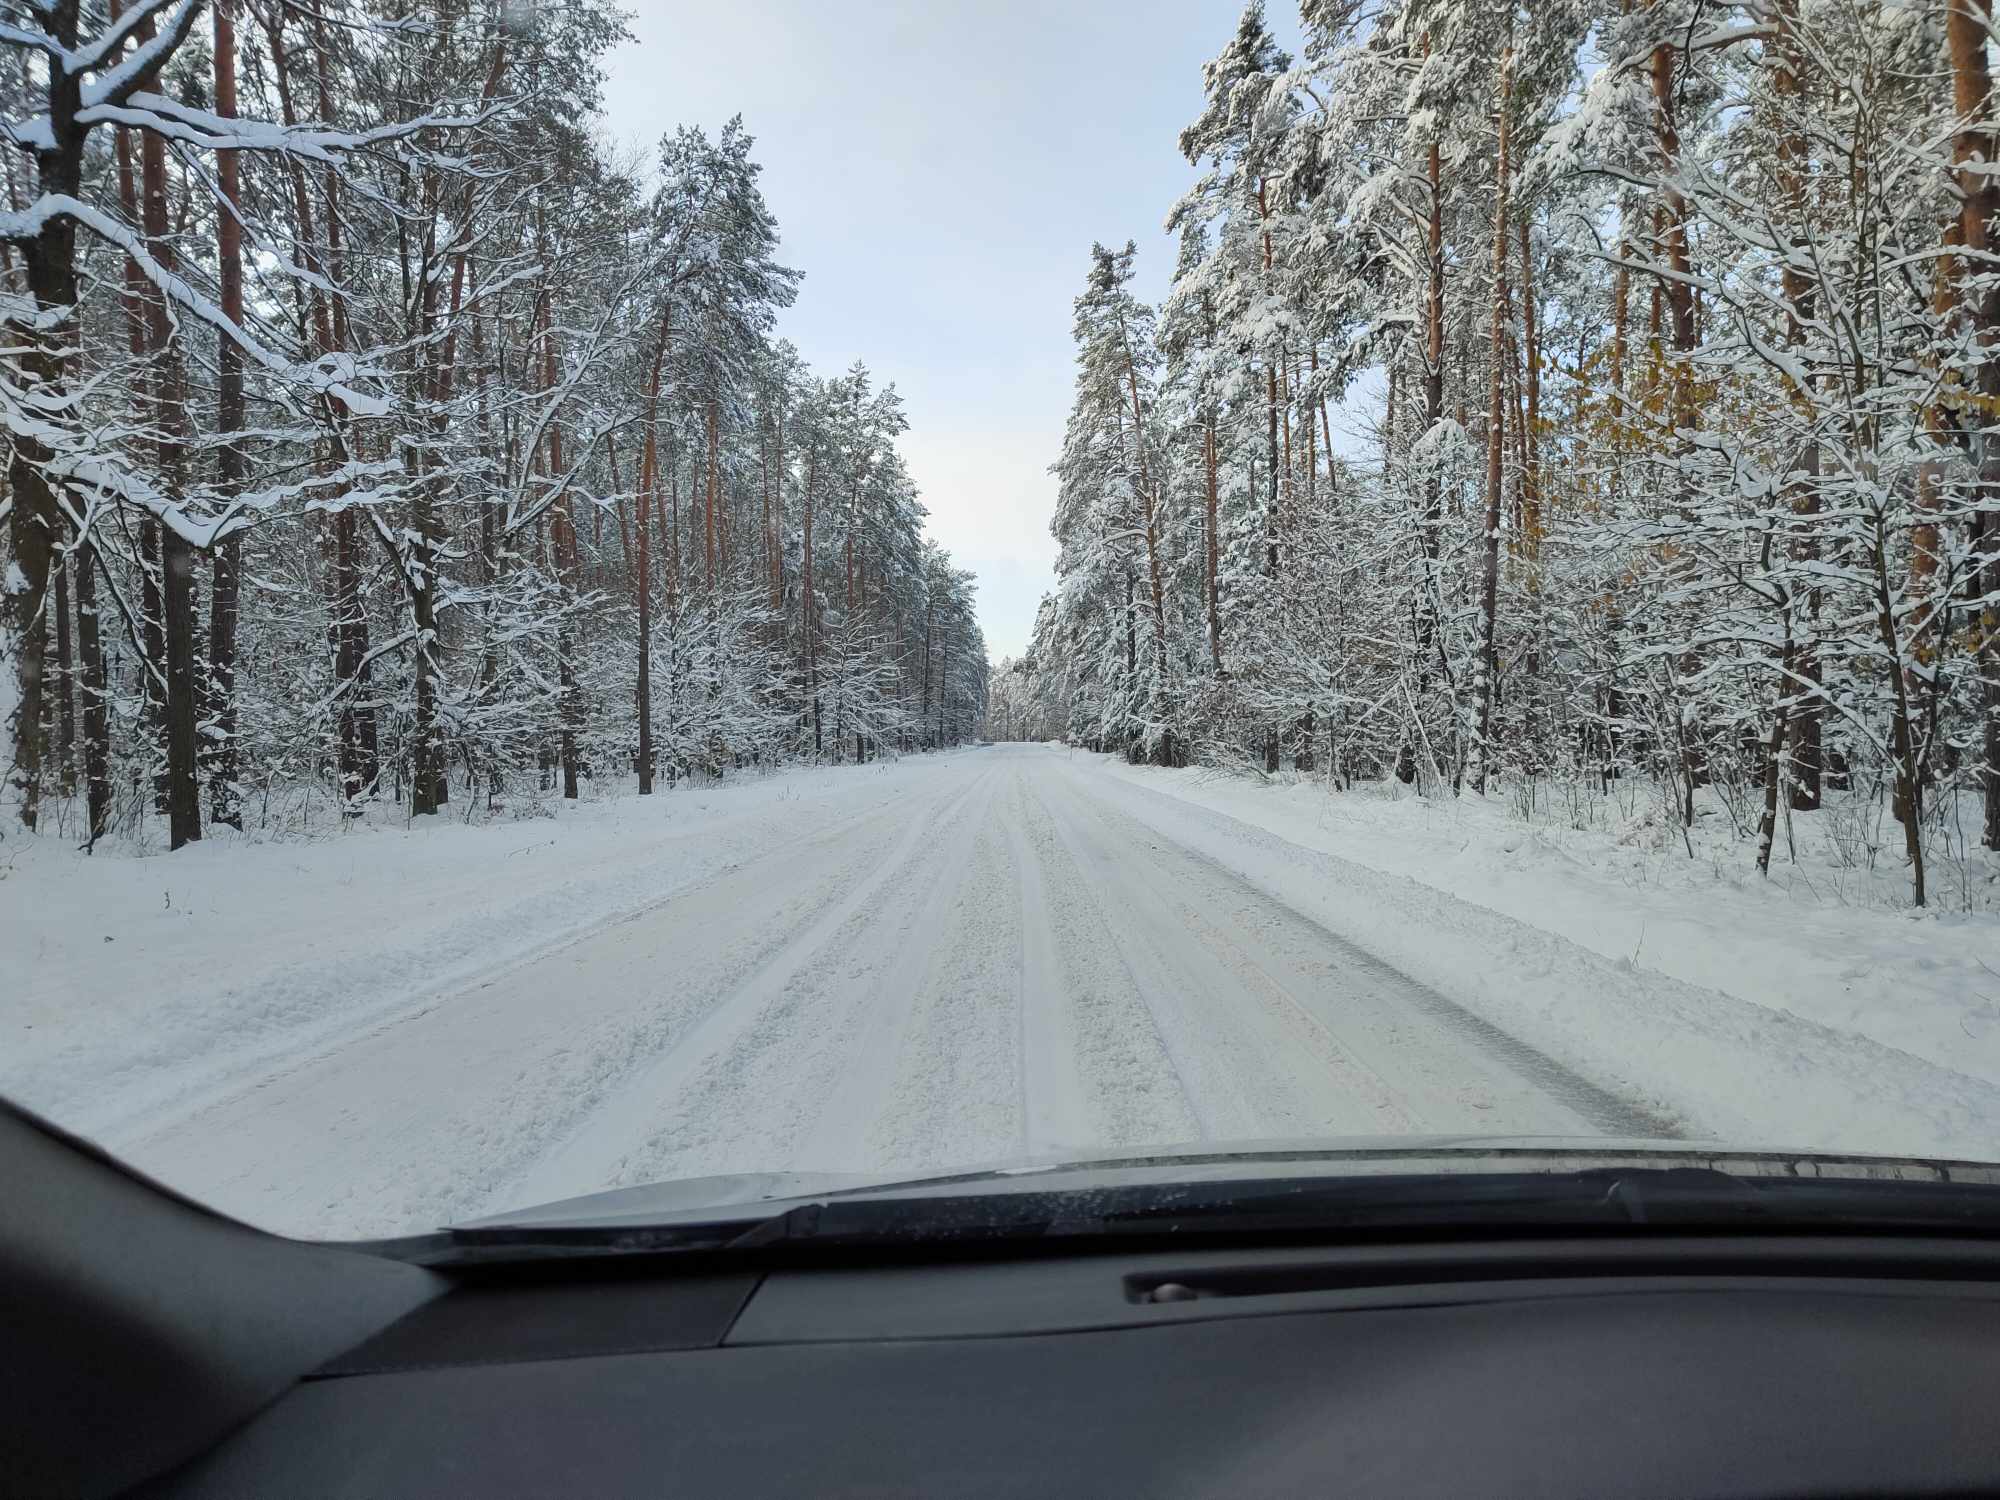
(0, 194), (389, 415)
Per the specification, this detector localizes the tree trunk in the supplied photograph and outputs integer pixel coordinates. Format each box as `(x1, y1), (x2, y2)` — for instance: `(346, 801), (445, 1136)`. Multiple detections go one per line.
(1649, 39), (1698, 427)
(1946, 0), (2000, 851)
(1257, 175), (1283, 778)
(0, 19), (84, 828)
(1473, 45), (1513, 797)
(542, 288), (580, 802)
(1517, 217), (1541, 555)
(1205, 410), (1223, 672)
(706, 397), (721, 593)
(112, 111), (166, 808)
(1401, 128), (1448, 787)
(1873, 521), (1927, 906)
(1771, 0), (1823, 815)
(759, 412), (774, 622)
(1756, 634), (1794, 877)
(138, 44), (201, 849)
(804, 443), (820, 755)
(637, 356), (663, 795)
(1650, 36), (1706, 812)
(52, 555), (74, 796)
(74, 535), (112, 842)
(207, 0), (245, 829)
(771, 391), (787, 614)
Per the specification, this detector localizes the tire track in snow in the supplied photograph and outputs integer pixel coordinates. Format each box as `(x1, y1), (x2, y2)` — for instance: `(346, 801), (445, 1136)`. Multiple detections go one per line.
(499, 760), (1001, 1208)
(1034, 765), (1428, 1141)
(101, 763), (965, 1148)
(1021, 765), (1239, 1141)
(804, 764), (1007, 1165)
(1000, 762), (1094, 1159)
(1052, 757), (1680, 1140)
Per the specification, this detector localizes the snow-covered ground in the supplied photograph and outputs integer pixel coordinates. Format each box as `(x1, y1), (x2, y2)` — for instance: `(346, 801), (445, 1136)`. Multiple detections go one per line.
(5, 743), (1998, 1240)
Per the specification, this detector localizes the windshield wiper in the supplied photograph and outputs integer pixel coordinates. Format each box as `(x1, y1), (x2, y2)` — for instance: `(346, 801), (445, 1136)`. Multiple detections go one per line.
(416, 1165), (2000, 1266)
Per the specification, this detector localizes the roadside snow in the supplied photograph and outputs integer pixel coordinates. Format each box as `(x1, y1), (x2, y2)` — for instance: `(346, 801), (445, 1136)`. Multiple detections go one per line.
(1084, 757), (2000, 1100)
(1, 758), (957, 1144)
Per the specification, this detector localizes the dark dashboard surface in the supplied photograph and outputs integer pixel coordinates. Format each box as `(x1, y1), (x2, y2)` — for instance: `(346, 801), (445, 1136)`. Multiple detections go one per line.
(13, 1104), (2000, 1500)
(147, 1244), (2000, 1499)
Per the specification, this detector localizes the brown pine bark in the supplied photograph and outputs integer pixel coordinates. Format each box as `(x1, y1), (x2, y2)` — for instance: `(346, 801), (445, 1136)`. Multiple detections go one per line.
(1257, 176), (1282, 775)
(668, 428), (682, 612)
(51, 556), (73, 796)
(1301, 349), (1316, 506)
(543, 286), (580, 801)
(1517, 217), (1541, 557)
(74, 535), (112, 842)
(803, 441), (820, 754)
(471, 284), (503, 802)
(1204, 410), (1223, 672)
(759, 413), (774, 616)
(706, 397), (721, 593)
(771, 388), (787, 614)
(1649, 40), (1698, 427)
(1945, 0), (2000, 851)
(1473, 45), (1513, 797)
(112, 99), (165, 800)
(1651, 34), (1705, 820)
(1401, 124), (1448, 787)
(1773, 0), (1823, 813)
(405, 174), (447, 818)
(5, 3), (111, 828)
(135, 14), (201, 849)
(636, 343), (666, 794)
(208, 0), (245, 828)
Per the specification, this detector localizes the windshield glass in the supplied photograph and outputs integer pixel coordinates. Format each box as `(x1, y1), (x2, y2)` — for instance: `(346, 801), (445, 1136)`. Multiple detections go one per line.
(4, 0), (1998, 1242)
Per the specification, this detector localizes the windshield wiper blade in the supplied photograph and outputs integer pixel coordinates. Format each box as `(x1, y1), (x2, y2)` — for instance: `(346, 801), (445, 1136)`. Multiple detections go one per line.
(725, 1167), (1968, 1249)
(427, 1165), (2000, 1265)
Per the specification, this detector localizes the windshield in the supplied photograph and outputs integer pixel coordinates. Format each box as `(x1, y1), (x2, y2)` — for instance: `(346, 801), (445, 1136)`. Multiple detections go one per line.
(3, 0), (1998, 1243)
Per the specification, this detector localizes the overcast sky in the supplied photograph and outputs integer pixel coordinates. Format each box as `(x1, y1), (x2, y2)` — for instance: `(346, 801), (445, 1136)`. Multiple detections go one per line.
(599, 0), (1306, 662)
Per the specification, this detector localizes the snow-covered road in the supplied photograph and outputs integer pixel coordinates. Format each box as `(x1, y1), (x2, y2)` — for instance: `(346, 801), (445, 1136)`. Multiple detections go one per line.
(20, 744), (1999, 1240)
(86, 744), (1671, 1238)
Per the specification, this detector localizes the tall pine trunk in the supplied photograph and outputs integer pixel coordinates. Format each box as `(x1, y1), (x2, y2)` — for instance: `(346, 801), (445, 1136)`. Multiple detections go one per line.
(1472, 44), (1513, 797)
(1773, 0), (1823, 814)
(1400, 125), (1448, 787)
(136, 27), (200, 848)
(207, 0), (245, 829)
(1946, 0), (2000, 851)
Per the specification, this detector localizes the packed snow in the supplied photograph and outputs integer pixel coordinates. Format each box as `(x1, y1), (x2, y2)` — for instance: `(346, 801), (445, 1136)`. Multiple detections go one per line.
(4, 743), (1998, 1240)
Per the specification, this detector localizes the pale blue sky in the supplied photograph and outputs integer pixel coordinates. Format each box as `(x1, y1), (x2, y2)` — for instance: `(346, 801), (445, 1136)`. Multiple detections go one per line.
(601, 0), (1306, 661)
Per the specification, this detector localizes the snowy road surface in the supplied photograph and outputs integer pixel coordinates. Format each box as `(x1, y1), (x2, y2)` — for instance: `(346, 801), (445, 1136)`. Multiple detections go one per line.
(20, 743), (1999, 1241)
(77, 744), (1673, 1238)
